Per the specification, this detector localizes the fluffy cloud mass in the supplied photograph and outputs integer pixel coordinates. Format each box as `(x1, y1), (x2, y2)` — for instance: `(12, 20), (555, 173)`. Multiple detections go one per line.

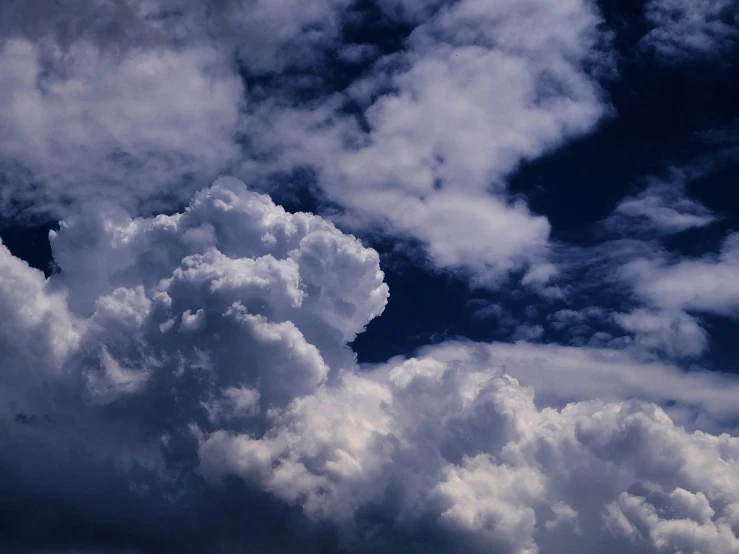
(2, 179), (739, 553)
(0, 38), (243, 215)
(0, 0), (610, 285)
(202, 350), (739, 554)
(0, 0), (354, 219)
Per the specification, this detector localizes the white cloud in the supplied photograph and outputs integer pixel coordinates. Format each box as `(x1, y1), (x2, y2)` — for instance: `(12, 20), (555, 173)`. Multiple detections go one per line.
(0, 38), (243, 217)
(623, 232), (739, 316)
(0, 0), (358, 220)
(243, 0), (609, 284)
(551, 178), (724, 360)
(611, 182), (717, 235)
(0, 0), (613, 287)
(200, 344), (739, 553)
(641, 0), (739, 63)
(615, 309), (708, 358)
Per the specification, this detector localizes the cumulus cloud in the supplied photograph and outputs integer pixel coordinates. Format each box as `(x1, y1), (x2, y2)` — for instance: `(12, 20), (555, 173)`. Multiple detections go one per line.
(2, 2), (738, 553)
(641, 0), (739, 63)
(0, 178), (387, 552)
(2, 181), (739, 553)
(201, 344), (739, 553)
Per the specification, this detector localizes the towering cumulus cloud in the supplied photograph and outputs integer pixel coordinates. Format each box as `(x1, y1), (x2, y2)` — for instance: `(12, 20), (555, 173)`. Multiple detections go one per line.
(0, 178), (387, 552)
(1, 179), (738, 553)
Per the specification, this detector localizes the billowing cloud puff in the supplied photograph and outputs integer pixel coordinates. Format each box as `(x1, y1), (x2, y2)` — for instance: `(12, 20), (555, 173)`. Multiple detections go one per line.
(2, 180), (739, 553)
(201, 344), (739, 554)
(0, 178), (387, 551)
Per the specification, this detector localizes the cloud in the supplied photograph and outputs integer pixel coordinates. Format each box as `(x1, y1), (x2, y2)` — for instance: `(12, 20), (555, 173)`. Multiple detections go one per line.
(543, 171), (726, 360)
(0, 178), (387, 552)
(623, 232), (739, 316)
(242, 0), (609, 284)
(0, 0), (359, 220)
(610, 181), (718, 235)
(0, 0), (613, 287)
(2, 183), (739, 553)
(201, 343), (739, 553)
(0, 0), (349, 73)
(419, 341), (739, 431)
(614, 308), (708, 358)
(641, 0), (739, 63)
(0, 38), (243, 217)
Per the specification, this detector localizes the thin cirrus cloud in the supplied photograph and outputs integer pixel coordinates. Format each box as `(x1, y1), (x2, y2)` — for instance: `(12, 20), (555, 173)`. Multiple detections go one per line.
(610, 182), (718, 235)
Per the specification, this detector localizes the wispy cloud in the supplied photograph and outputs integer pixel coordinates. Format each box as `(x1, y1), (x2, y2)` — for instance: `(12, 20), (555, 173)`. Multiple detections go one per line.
(641, 0), (739, 63)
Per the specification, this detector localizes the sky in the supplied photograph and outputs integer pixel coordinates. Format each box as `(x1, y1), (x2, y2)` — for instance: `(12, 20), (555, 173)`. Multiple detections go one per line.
(0, 1), (739, 553)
